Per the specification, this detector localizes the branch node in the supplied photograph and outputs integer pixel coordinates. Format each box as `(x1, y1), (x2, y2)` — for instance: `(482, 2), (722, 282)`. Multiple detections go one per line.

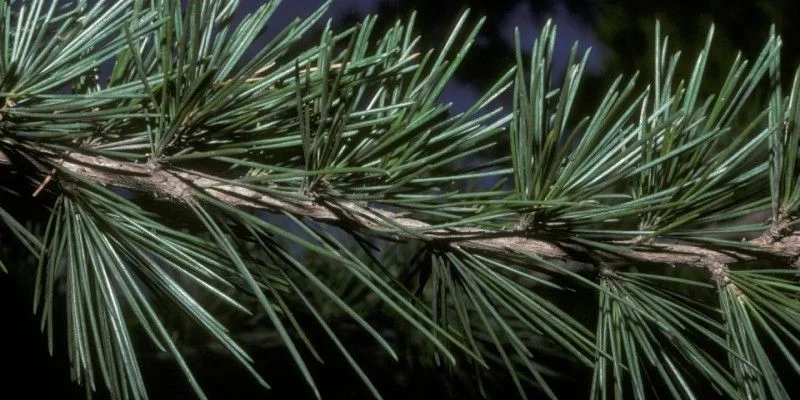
(709, 262), (743, 297)
(754, 206), (794, 245)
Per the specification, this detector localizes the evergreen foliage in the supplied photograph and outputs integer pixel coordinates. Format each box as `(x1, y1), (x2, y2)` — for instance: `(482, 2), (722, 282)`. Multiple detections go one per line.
(1, 1), (800, 399)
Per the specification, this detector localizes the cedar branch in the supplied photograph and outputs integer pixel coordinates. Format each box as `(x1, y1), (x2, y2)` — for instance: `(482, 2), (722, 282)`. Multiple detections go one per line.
(2, 149), (799, 273)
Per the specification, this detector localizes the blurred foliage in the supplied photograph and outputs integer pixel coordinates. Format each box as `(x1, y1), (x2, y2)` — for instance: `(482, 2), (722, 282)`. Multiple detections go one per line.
(344, 0), (800, 94)
(594, 0), (800, 93)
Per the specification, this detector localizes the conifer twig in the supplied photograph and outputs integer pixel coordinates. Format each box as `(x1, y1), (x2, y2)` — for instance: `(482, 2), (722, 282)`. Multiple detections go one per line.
(4, 149), (797, 276)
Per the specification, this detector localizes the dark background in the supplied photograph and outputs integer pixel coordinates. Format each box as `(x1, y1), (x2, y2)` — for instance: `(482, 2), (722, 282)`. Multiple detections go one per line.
(2, 0), (799, 398)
